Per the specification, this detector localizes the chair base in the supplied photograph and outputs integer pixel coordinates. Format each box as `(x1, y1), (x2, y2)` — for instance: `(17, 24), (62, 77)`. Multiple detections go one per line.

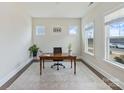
(51, 62), (65, 70)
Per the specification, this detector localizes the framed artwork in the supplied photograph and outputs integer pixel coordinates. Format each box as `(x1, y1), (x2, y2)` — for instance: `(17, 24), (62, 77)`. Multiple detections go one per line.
(53, 26), (62, 32)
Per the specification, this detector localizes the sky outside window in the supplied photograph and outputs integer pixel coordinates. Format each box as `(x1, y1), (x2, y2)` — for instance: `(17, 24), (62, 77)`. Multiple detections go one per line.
(110, 22), (124, 37)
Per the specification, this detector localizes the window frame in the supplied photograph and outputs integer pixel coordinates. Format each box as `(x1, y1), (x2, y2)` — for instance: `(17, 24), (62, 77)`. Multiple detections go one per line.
(35, 25), (45, 36)
(68, 25), (78, 35)
(104, 7), (124, 66)
(84, 22), (95, 56)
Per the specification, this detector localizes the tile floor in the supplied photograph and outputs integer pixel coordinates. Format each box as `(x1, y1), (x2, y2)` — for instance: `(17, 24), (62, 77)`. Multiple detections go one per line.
(7, 61), (111, 90)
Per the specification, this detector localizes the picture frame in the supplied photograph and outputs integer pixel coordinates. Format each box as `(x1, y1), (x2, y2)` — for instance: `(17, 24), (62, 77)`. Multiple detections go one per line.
(53, 26), (62, 32)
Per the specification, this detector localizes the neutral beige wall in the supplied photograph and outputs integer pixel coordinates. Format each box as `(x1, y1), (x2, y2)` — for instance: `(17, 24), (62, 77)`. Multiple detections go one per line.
(0, 3), (32, 86)
(81, 2), (124, 89)
(32, 18), (81, 57)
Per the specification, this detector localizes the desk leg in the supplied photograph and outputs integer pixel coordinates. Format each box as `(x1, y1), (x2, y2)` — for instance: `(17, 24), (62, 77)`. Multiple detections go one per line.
(40, 59), (42, 75)
(43, 59), (44, 69)
(74, 59), (76, 75)
(71, 59), (72, 68)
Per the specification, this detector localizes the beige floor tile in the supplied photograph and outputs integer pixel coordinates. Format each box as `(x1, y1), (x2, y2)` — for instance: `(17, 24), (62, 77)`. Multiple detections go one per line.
(7, 61), (111, 90)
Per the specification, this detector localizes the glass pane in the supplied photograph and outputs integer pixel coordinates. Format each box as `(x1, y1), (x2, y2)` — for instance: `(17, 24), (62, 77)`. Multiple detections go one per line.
(105, 7), (124, 65)
(69, 26), (78, 35)
(85, 23), (94, 54)
(36, 26), (45, 36)
(109, 24), (124, 64)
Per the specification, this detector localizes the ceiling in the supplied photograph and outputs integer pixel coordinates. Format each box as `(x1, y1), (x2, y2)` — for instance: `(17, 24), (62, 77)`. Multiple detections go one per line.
(20, 2), (97, 18)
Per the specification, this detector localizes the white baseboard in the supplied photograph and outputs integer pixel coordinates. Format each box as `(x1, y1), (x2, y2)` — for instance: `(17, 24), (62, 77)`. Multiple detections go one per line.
(0, 58), (33, 87)
(90, 62), (124, 89)
(82, 57), (124, 89)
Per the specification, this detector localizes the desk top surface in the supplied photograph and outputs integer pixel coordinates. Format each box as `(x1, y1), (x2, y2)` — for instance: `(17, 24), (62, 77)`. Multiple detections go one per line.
(39, 53), (76, 58)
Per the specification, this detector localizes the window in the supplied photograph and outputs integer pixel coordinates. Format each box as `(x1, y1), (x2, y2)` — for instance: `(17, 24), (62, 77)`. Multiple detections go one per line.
(84, 22), (94, 55)
(69, 25), (78, 35)
(105, 7), (124, 65)
(36, 26), (45, 36)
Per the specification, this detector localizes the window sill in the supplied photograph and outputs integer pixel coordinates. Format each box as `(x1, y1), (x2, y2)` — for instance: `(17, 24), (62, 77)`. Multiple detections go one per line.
(104, 59), (124, 70)
(84, 51), (94, 56)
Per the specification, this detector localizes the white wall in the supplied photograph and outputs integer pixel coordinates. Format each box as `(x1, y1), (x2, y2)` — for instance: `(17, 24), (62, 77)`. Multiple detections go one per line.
(0, 3), (32, 86)
(32, 18), (81, 57)
(81, 2), (124, 89)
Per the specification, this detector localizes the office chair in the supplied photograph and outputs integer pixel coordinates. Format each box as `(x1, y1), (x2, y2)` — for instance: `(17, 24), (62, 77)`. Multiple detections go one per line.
(51, 47), (65, 70)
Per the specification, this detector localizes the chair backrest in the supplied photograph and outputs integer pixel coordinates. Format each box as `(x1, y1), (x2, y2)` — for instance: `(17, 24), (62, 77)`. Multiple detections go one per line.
(53, 47), (62, 61)
(53, 47), (62, 55)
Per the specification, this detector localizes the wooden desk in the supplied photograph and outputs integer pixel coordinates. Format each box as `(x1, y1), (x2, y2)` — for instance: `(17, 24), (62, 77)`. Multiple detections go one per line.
(39, 53), (77, 75)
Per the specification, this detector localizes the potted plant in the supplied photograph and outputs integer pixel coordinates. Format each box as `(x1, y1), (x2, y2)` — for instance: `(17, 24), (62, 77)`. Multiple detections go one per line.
(68, 43), (72, 55)
(29, 44), (39, 57)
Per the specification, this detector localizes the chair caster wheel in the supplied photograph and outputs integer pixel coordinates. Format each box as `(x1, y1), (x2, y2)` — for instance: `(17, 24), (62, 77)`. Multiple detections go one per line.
(57, 68), (59, 70)
(51, 66), (53, 68)
(63, 66), (65, 68)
